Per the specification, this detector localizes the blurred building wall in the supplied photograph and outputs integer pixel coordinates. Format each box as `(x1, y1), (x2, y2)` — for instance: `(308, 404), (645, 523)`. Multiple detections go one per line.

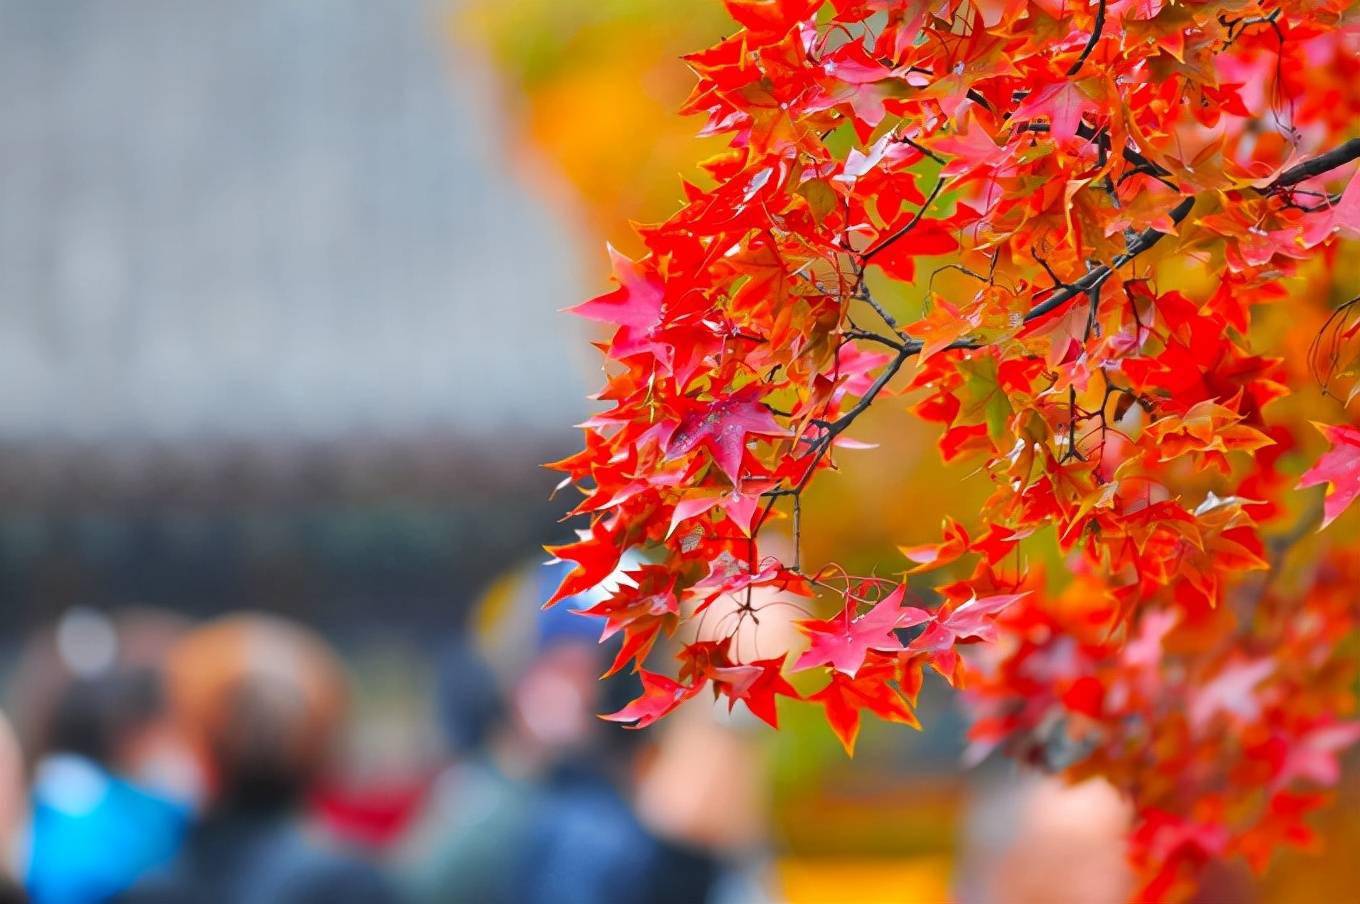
(0, 0), (588, 633)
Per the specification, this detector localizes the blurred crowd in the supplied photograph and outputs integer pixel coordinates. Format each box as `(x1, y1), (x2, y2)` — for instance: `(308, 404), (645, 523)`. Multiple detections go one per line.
(0, 559), (779, 904)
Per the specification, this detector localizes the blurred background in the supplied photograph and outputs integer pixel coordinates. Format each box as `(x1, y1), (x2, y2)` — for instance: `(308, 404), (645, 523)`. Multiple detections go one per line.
(0, 2), (1354, 903)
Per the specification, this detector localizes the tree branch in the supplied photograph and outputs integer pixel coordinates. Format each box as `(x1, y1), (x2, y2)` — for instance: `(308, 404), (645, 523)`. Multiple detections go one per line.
(1023, 196), (1196, 321)
(1022, 139), (1360, 321)
(844, 327), (906, 351)
(861, 177), (947, 262)
(1018, 121), (1177, 189)
(854, 286), (903, 333)
(1066, 0), (1107, 77)
(770, 139), (1360, 518)
(1271, 138), (1360, 188)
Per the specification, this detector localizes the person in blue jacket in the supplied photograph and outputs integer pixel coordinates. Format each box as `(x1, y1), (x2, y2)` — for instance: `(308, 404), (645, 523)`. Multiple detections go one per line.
(23, 660), (193, 904)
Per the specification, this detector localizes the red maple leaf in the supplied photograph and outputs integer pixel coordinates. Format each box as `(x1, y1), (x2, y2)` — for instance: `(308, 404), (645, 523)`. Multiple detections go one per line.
(567, 245), (674, 367)
(568, 244), (662, 328)
(723, 0), (818, 37)
(713, 655), (801, 727)
(1298, 422), (1360, 527)
(1273, 721), (1360, 788)
(909, 592), (1028, 652)
(666, 392), (787, 482)
(866, 219), (958, 282)
(544, 523), (624, 607)
(1012, 80), (1098, 143)
(793, 584), (929, 677)
(602, 670), (700, 729)
(809, 660), (921, 755)
(899, 515), (972, 572)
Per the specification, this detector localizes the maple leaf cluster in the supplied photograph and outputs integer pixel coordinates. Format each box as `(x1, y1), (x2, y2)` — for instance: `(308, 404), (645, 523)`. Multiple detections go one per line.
(965, 552), (1360, 899)
(547, 0), (1360, 896)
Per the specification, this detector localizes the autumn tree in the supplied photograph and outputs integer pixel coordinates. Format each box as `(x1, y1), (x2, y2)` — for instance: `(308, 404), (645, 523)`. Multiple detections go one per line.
(547, 0), (1360, 898)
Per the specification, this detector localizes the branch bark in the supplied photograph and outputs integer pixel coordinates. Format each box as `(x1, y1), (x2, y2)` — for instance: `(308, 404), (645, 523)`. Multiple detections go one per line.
(1272, 138), (1360, 188)
(861, 176), (947, 262)
(792, 140), (1360, 506)
(1024, 196), (1196, 321)
(1066, 0), (1107, 77)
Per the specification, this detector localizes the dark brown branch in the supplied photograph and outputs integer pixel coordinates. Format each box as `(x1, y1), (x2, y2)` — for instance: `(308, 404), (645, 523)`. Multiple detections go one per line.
(854, 286), (903, 332)
(1271, 138), (1360, 188)
(1033, 251), (1070, 290)
(901, 337), (985, 356)
(861, 177), (947, 261)
(896, 134), (946, 166)
(1024, 196), (1196, 321)
(801, 346), (910, 480)
(1023, 139), (1360, 321)
(825, 336), (982, 437)
(1019, 121), (1177, 189)
(1066, 0), (1107, 77)
(1225, 8), (1283, 47)
(844, 327), (906, 351)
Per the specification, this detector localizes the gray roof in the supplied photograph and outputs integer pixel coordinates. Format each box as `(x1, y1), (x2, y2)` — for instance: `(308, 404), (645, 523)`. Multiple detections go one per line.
(0, 0), (591, 449)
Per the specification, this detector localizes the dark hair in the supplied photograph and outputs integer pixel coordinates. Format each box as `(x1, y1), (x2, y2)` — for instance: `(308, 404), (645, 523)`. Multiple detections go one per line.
(434, 638), (502, 755)
(44, 667), (164, 765)
(208, 674), (318, 811)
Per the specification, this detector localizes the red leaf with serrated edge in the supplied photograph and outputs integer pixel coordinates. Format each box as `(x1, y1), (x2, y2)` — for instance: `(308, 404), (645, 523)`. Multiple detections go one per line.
(723, 0), (818, 36)
(938, 592), (1028, 641)
(1012, 80), (1097, 143)
(602, 671), (700, 729)
(544, 524), (623, 607)
(811, 674), (864, 755)
(666, 393), (788, 483)
(1061, 675), (1106, 718)
(866, 221), (957, 282)
(604, 619), (665, 679)
(567, 245), (662, 329)
(713, 655), (800, 728)
(1302, 170), (1360, 245)
(1298, 422), (1360, 528)
(899, 516), (970, 572)
(1273, 721), (1360, 788)
(793, 585), (928, 676)
(809, 663), (921, 755)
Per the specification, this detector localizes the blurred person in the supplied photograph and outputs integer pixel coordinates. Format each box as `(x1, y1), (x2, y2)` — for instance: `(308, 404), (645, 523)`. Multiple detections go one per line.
(392, 561), (613, 904)
(957, 769), (1132, 904)
(628, 702), (779, 904)
(389, 637), (529, 903)
(0, 709), (27, 903)
(8, 608), (195, 904)
(121, 614), (398, 904)
(509, 672), (730, 904)
(958, 769), (1258, 903)
(395, 557), (776, 904)
(612, 575), (792, 904)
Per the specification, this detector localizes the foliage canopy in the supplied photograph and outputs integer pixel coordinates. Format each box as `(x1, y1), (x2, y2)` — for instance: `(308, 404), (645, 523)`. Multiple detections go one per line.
(549, 0), (1360, 896)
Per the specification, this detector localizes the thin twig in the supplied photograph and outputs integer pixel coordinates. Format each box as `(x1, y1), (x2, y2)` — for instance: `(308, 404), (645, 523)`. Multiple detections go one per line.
(861, 177), (948, 261)
(844, 328), (906, 351)
(854, 286), (904, 333)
